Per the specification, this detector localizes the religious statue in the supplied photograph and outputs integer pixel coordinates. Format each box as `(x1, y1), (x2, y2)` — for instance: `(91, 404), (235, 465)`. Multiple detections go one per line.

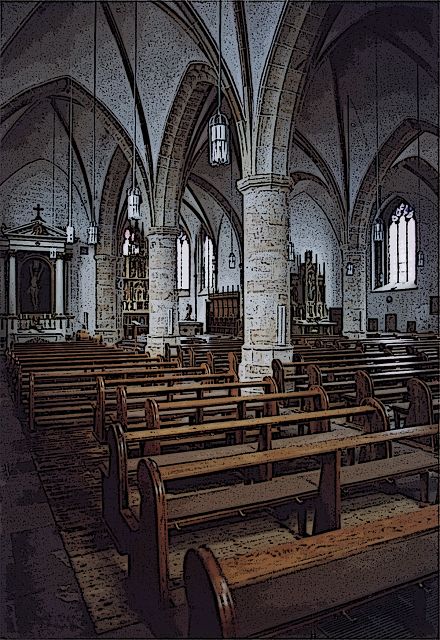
(184, 303), (193, 321)
(27, 260), (43, 311)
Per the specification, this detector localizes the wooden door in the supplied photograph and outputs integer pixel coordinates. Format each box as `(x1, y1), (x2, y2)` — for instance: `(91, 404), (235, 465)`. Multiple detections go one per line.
(329, 308), (342, 335)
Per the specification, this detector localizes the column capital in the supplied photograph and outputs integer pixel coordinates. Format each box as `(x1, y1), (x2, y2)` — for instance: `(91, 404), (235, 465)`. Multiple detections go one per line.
(147, 226), (180, 238)
(237, 174), (293, 194)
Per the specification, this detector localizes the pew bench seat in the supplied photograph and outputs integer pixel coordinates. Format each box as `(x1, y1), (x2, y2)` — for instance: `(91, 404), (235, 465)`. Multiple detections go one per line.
(184, 506), (439, 638)
(127, 447), (437, 525)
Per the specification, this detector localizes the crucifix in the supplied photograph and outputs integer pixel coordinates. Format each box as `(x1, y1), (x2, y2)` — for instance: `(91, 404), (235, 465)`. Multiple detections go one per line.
(33, 204), (44, 219)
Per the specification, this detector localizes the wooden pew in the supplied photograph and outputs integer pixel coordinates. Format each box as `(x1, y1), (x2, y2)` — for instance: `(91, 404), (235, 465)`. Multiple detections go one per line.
(105, 422), (437, 612)
(391, 378), (440, 453)
(303, 362), (439, 403)
(27, 365), (238, 431)
(101, 401), (390, 556)
(184, 505), (439, 638)
(111, 385), (330, 452)
(94, 377), (278, 443)
(342, 370), (439, 408)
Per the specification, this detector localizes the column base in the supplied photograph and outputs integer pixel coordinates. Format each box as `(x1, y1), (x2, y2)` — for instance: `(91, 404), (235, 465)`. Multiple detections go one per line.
(147, 334), (181, 358)
(95, 328), (120, 344)
(344, 331), (367, 339)
(239, 344), (293, 381)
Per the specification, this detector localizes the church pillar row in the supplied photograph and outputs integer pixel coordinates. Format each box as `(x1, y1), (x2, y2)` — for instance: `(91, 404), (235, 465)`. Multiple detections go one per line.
(94, 254), (123, 343)
(8, 251), (17, 316)
(147, 227), (179, 357)
(237, 174), (293, 381)
(342, 246), (367, 338)
(55, 254), (64, 315)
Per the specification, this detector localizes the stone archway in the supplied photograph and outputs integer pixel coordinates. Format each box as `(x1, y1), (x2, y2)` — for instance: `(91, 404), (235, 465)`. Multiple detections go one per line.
(253, 2), (331, 176)
(349, 119), (439, 249)
(94, 146), (130, 342)
(154, 63), (218, 228)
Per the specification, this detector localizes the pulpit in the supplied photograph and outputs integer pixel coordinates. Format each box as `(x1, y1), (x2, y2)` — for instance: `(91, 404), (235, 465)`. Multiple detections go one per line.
(0, 207), (73, 350)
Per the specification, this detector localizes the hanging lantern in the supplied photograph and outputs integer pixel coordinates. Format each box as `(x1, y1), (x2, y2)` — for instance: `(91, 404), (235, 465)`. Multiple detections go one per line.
(228, 219), (236, 269)
(288, 241), (295, 261)
(346, 261), (354, 276)
(87, 225), (98, 245)
(373, 219), (384, 242)
(417, 250), (424, 267)
(127, 186), (141, 220)
(209, 112), (230, 166)
(66, 225), (75, 244)
(209, 0), (230, 167)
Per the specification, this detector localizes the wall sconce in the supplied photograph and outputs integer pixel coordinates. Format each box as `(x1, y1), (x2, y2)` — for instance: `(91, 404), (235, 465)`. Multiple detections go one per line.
(346, 262), (354, 276)
(417, 250), (424, 267)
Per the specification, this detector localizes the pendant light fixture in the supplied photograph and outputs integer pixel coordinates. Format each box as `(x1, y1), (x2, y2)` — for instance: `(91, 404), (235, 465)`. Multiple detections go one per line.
(88, 1), (99, 245)
(127, 1), (141, 219)
(415, 63), (425, 270)
(373, 219), (384, 242)
(209, 0), (230, 166)
(228, 220), (236, 269)
(66, 79), (75, 243)
(228, 160), (236, 268)
(373, 9), (383, 245)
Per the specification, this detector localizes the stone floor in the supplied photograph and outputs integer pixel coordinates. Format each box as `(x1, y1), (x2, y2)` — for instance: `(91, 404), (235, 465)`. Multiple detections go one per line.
(0, 359), (152, 639)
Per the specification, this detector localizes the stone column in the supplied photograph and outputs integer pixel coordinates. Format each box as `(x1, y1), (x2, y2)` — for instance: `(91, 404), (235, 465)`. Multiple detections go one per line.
(342, 245), (367, 338)
(237, 174), (293, 380)
(0, 251), (6, 314)
(55, 254), (64, 315)
(8, 250), (16, 315)
(95, 254), (123, 343)
(147, 227), (179, 356)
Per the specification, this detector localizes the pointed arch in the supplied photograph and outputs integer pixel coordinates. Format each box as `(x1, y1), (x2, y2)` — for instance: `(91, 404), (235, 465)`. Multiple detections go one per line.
(350, 118), (439, 248)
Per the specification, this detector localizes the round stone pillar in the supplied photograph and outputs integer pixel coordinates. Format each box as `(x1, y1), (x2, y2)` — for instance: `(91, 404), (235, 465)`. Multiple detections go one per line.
(0, 251), (6, 314)
(147, 227), (179, 356)
(94, 254), (123, 343)
(55, 254), (64, 315)
(237, 174), (293, 380)
(342, 245), (367, 338)
(8, 250), (17, 316)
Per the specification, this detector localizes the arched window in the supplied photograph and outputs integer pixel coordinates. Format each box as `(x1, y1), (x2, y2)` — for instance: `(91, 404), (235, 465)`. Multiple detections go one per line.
(177, 231), (190, 290)
(202, 232), (215, 291)
(372, 202), (417, 289)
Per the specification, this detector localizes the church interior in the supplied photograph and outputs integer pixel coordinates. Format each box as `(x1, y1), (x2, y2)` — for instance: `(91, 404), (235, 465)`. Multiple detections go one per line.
(0, 1), (439, 638)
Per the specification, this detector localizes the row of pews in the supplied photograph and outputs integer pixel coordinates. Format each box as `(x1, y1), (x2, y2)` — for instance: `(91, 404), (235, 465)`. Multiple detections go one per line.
(7, 333), (439, 638)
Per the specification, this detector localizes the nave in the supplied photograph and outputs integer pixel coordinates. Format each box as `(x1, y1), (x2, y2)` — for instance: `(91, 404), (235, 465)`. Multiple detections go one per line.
(2, 333), (439, 639)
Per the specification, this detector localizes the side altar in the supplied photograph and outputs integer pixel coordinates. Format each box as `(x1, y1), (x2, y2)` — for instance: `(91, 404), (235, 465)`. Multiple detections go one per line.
(0, 206), (74, 350)
(290, 250), (337, 336)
